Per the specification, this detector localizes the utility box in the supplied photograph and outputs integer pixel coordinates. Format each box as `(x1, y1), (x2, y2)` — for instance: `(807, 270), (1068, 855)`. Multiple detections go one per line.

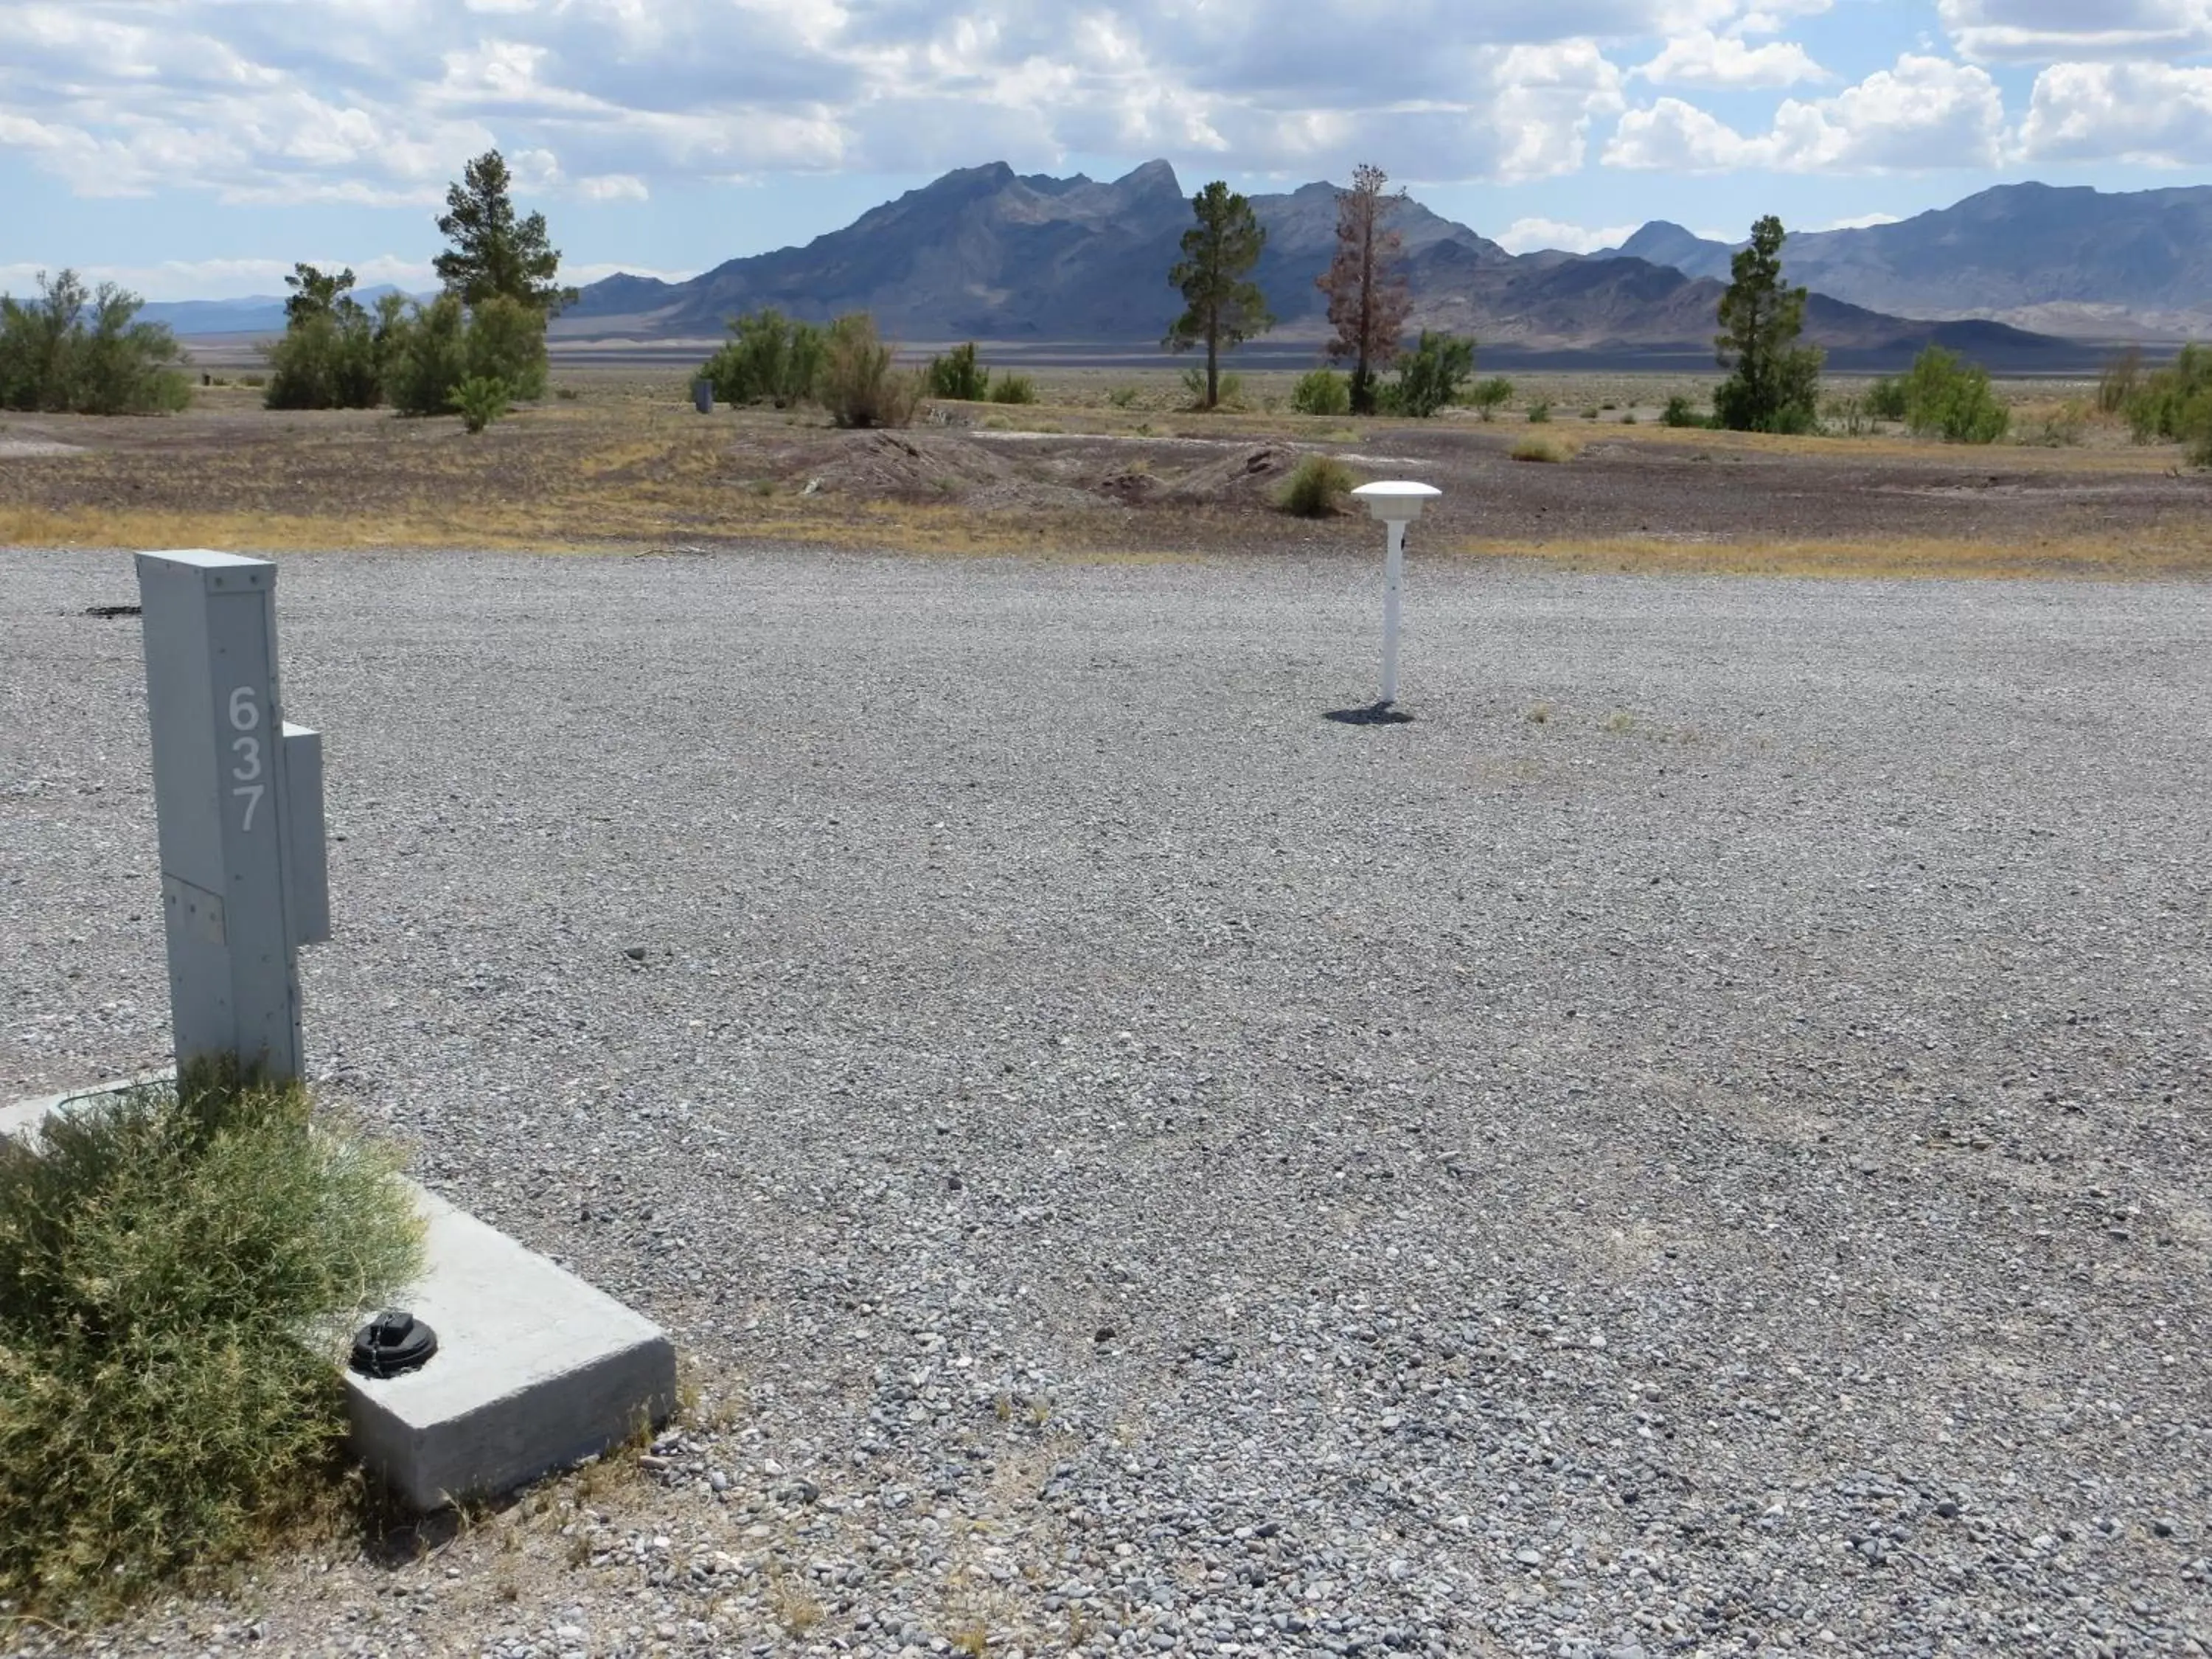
(137, 551), (329, 1080)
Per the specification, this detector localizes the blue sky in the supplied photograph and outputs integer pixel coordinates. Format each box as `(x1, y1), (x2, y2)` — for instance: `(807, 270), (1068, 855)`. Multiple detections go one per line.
(4, 0), (2210, 299)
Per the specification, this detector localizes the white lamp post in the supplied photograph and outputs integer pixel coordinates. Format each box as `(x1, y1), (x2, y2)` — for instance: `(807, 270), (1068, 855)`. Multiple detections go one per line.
(1349, 480), (1441, 709)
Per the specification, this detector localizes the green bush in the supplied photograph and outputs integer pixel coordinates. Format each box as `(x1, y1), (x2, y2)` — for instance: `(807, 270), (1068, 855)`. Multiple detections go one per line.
(263, 304), (389, 411)
(1526, 401), (1552, 423)
(1865, 376), (1909, 421)
(819, 313), (919, 429)
(1511, 437), (1568, 463)
(1291, 368), (1349, 417)
(926, 341), (990, 401)
(989, 372), (1037, 405)
(383, 294), (470, 416)
(453, 375), (510, 434)
(1107, 385), (1140, 408)
(1391, 331), (1475, 418)
(463, 296), (548, 403)
(0, 1065), (420, 1617)
(700, 309), (827, 408)
(2120, 344), (2212, 462)
(0, 270), (190, 415)
(1469, 377), (1513, 420)
(2097, 347), (2143, 415)
(1660, 394), (1707, 428)
(1277, 454), (1356, 516)
(1901, 345), (2009, 444)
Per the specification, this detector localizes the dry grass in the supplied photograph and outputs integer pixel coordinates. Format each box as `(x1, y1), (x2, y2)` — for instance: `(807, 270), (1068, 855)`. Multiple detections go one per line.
(1454, 523), (2212, 581)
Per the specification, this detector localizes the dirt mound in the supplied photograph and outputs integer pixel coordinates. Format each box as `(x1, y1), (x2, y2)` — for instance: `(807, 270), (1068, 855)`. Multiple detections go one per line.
(1161, 443), (1301, 501)
(767, 430), (1020, 499)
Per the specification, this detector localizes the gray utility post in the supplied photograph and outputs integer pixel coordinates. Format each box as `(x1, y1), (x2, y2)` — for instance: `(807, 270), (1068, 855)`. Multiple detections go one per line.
(137, 551), (329, 1082)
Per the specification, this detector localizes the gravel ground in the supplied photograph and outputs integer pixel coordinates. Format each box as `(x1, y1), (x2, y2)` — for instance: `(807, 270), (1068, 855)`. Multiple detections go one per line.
(4, 543), (2211, 1659)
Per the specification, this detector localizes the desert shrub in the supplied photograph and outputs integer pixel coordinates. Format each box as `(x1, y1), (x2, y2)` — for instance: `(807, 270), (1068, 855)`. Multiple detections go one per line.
(2097, 347), (2143, 415)
(926, 341), (990, 401)
(1291, 368), (1350, 417)
(1526, 401), (1551, 423)
(464, 296), (548, 403)
(263, 305), (386, 411)
(989, 372), (1037, 405)
(1107, 385), (1140, 408)
(1178, 364), (1248, 410)
(453, 375), (510, 434)
(1277, 454), (1356, 517)
(2121, 344), (2212, 457)
(1865, 376), (1909, 421)
(1391, 330), (1475, 418)
(0, 270), (190, 415)
(1901, 345), (2008, 444)
(1660, 394), (1706, 428)
(382, 294), (470, 416)
(1823, 394), (1872, 437)
(819, 313), (919, 429)
(1511, 437), (1568, 463)
(2019, 400), (2089, 448)
(1469, 377), (1513, 420)
(700, 309), (827, 408)
(0, 1065), (420, 1618)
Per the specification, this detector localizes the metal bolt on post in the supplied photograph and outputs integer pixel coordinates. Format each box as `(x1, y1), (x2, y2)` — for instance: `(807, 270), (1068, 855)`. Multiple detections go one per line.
(136, 551), (330, 1082)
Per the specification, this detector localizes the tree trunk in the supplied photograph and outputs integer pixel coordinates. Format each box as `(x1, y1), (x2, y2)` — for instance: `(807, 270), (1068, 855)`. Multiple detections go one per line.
(1206, 319), (1219, 409)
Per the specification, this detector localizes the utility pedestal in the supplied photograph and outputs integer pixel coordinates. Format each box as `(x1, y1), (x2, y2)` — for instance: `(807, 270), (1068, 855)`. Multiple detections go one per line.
(138, 550), (328, 1079)
(1349, 481), (1441, 712)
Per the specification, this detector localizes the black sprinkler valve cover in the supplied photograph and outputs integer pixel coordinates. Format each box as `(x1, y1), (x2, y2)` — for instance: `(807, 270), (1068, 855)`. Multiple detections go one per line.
(351, 1310), (439, 1379)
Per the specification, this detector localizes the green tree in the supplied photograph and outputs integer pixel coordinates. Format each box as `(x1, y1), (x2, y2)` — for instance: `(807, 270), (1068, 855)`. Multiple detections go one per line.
(1391, 331), (1475, 417)
(1713, 215), (1823, 434)
(282, 263), (357, 326)
(1900, 344), (2008, 443)
(1166, 181), (1273, 411)
(0, 270), (189, 414)
(433, 150), (576, 313)
(1317, 164), (1413, 416)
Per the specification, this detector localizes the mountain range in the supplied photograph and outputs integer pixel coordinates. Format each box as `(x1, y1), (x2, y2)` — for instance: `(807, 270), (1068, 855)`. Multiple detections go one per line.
(554, 161), (2093, 366)
(142, 166), (2211, 366)
(1594, 183), (2212, 340)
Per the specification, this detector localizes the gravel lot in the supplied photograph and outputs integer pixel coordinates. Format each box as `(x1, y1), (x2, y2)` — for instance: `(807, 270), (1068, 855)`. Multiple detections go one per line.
(4, 544), (2210, 1658)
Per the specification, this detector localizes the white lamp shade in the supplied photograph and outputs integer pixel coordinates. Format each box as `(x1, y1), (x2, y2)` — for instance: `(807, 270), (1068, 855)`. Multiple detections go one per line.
(1351, 479), (1441, 523)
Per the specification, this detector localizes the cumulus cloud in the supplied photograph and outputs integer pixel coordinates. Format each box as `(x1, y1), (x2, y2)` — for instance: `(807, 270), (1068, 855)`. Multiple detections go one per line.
(1938, 0), (2212, 63)
(2017, 61), (2212, 164)
(1606, 52), (2006, 171)
(1637, 29), (1828, 86)
(1495, 216), (1641, 252)
(0, 0), (1681, 206)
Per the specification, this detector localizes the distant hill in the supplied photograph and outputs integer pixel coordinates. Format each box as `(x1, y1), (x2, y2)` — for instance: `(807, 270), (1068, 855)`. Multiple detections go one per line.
(557, 160), (2070, 365)
(137, 285), (417, 338)
(1593, 184), (2212, 338)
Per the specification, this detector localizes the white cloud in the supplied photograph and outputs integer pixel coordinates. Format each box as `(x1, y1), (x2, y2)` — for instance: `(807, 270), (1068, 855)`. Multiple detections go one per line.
(1818, 211), (1902, 229)
(0, 255), (436, 300)
(2017, 61), (2212, 164)
(1606, 53), (2006, 171)
(1495, 216), (1639, 252)
(1638, 29), (1827, 86)
(0, 0), (1688, 208)
(1938, 0), (2212, 63)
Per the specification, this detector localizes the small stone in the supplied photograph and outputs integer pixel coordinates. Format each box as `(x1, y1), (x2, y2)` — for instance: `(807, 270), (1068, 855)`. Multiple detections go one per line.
(1514, 1548), (1544, 1566)
(709, 1470), (730, 1492)
(2154, 1519), (2176, 1538)
(622, 945), (647, 961)
(1935, 1500), (1960, 1519)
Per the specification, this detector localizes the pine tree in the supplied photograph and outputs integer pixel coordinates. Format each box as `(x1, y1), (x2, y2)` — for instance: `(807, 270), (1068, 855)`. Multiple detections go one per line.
(1713, 215), (1823, 434)
(1166, 182), (1273, 410)
(433, 151), (577, 313)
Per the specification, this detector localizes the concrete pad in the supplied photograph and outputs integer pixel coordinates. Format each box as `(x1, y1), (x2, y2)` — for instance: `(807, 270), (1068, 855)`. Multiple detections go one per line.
(349, 1182), (678, 1509)
(4, 1080), (677, 1512)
